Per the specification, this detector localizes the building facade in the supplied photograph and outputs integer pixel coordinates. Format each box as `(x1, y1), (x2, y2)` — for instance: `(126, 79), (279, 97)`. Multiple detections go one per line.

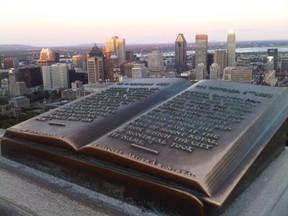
(195, 34), (208, 67)
(105, 36), (126, 64)
(132, 64), (148, 78)
(267, 48), (278, 71)
(195, 63), (206, 80)
(223, 66), (252, 83)
(210, 63), (221, 80)
(227, 30), (236, 67)
(42, 64), (69, 90)
(87, 57), (104, 83)
(214, 50), (227, 74)
(280, 56), (288, 73)
(38, 48), (55, 66)
(174, 33), (187, 73)
(147, 50), (164, 73)
(19, 66), (43, 88)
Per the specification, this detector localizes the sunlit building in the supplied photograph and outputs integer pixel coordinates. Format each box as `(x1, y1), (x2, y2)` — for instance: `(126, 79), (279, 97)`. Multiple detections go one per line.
(105, 36), (126, 64)
(174, 33), (187, 73)
(38, 48), (56, 66)
(227, 30), (236, 67)
(72, 54), (86, 70)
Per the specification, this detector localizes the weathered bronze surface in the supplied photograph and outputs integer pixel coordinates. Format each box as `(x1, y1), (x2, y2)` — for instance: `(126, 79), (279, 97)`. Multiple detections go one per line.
(2, 79), (288, 215)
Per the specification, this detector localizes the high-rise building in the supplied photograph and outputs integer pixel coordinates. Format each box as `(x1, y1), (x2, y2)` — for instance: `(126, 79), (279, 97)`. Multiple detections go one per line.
(41, 66), (52, 90)
(105, 36), (126, 64)
(195, 63), (206, 80)
(210, 63), (220, 80)
(268, 49), (278, 71)
(8, 68), (26, 97)
(147, 50), (164, 73)
(72, 54), (86, 70)
(19, 66), (43, 88)
(281, 57), (288, 73)
(38, 48), (56, 66)
(214, 50), (227, 74)
(223, 66), (252, 83)
(51, 64), (69, 89)
(227, 30), (236, 67)
(87, 57), (104, 83)
(174, 33), (187, 73)
(195, 34), (208, 67)
(41, 64), (69, 90)
(87, 45), (105, 83)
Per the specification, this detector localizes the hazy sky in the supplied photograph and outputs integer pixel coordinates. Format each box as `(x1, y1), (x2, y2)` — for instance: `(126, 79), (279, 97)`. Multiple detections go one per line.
(0, 0), (287, 46)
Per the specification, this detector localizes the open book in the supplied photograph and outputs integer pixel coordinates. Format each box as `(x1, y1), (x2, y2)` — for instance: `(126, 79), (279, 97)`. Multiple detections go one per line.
(2, 78), (288, 215)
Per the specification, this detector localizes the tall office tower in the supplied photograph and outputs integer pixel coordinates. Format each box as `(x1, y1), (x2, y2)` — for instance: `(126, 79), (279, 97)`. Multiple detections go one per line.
(214, 50), (227, 74)
(41, 66), (52, 90)
(41, 64), (69, 90)
(227, 30), (236, 67)
(105, 54), (119, 82)
(19, 66), (43, 88)
(268, 49), (278, 71)
(105, 36), (126, 64)
(174, 33), (187, 73)
(125, 51), (135, 62)
(195, 63), (206, 80)
(87, 45), (105, 83)
(87, 57), (104, 83)
(207, 53), (214, 73)
(281, 57), (288, 73)
(195, 34), (208, 67)
(147, 50), (165, 73)
(8, 68), (26, 97)
(51, 64), (69, 89)
(210, 63), (220, 80)
(38, 48), (55, 66)
(72, 54), (86, 69)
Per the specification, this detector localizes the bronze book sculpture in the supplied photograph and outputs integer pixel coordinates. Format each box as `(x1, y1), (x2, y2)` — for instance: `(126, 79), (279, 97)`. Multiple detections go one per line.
(2, 78), (288, 215)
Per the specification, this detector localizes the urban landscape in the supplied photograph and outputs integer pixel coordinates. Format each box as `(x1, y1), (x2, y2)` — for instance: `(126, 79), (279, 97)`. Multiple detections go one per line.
(1, 34), (288, 128)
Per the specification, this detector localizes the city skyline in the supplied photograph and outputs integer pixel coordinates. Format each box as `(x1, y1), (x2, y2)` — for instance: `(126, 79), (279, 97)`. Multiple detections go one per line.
(0, 0), (288, 46)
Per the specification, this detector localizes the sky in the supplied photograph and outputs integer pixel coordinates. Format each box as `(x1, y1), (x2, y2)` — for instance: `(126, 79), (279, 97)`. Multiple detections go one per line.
(0, 0), (288, 46)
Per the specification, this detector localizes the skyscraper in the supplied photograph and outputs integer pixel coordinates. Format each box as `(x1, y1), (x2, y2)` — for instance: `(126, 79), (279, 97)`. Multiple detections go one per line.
(195, 34), (208, 67)
(38, 48), (55, 66)
(267, 49), (278, 71)
(281, 57), (288, 73)
(41, 64), (69, 90)
(87, 45), (105, 83)
(227, 30), (236, 67)
(105, 36), (126, 64)
(174, 33), (187, 73)
(214, 50), (227, 74)
(147, 50), (164, 73)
